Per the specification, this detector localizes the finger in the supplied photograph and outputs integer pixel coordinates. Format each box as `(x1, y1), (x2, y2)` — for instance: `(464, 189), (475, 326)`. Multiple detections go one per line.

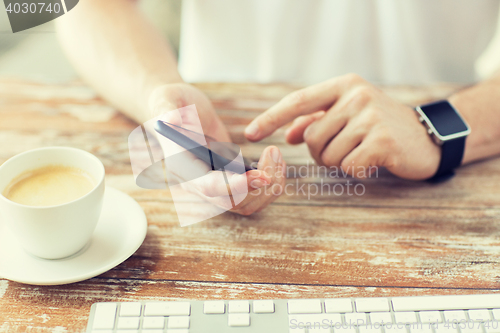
(179, 180), (234, 210)
(148, 91), (179, 120)
(231, 146), (284, 215)
(302, 107), (348, 164)
(234, 151), (287, 215)
(165, 152), (211, 180)
(340, 140), (379, 179)
(227, 170), (272, 195)
(303, 85), (373, 164)
(189, 169), (271, 198)
(160, 109), (183, 126)
(187, 147), (277, 199)
(285, 111), (326, 144)
(319, 114), (370, 167)
(244, 74), (363, 141)
(240, 159), (287, 214)
(254, 159), (287, 213)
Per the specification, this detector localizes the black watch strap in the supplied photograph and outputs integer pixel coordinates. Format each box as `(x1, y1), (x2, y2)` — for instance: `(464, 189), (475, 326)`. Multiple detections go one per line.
(429, 136), (466, 182)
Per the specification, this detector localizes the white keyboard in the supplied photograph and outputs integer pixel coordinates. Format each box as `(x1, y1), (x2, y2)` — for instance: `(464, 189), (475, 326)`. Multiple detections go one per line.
(86, 294), (500, 333)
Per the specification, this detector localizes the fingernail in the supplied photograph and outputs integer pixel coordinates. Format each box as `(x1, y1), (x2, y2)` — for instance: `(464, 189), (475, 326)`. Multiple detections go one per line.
(250, 178), (269, 188)
(245, 122), (260, 139)
(271, 148), (281, 163)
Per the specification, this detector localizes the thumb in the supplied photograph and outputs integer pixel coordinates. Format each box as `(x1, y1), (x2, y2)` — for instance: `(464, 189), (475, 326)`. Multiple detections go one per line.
(160, 109), (183, 127)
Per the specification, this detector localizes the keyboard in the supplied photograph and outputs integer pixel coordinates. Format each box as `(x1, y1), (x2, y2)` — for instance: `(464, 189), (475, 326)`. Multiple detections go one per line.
(86, 294), (500, 333)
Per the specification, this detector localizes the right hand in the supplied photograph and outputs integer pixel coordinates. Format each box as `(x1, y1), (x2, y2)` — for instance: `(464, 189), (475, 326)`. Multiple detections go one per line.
(147, 83), (287, 215)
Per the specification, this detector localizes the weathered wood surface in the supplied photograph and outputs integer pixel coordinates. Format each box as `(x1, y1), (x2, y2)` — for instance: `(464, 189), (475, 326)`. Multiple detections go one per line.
(0, 79), (500, 332)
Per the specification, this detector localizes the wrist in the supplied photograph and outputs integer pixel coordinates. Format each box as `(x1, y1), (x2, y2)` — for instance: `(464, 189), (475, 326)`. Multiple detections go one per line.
(412, 109), (442, 179)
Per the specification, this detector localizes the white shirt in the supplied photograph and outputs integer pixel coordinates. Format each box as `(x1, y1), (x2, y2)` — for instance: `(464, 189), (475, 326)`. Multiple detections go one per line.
(178, 0), (500, 85)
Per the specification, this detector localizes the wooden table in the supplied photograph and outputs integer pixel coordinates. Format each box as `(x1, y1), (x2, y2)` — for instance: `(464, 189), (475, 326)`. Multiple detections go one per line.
(0, 80), (500, 332)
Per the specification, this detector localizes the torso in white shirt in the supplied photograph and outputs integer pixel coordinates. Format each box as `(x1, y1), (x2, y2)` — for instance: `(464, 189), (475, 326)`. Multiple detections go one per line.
(178, 0), (500, 85)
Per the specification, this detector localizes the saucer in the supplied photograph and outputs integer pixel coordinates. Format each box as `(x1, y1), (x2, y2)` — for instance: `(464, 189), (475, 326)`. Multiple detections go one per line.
(0, 186), (147, 285)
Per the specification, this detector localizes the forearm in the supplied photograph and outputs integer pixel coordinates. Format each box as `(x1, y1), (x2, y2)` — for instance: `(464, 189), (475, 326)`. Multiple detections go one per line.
(448, 74), (500, 164)
(56, 0), (182, 124)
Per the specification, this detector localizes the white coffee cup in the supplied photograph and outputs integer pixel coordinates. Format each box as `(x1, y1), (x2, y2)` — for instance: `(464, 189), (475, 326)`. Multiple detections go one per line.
(0, 147), (105, 259)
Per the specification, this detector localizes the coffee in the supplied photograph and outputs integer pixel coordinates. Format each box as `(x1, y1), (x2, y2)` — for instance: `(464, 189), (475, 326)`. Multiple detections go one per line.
(3, 165), (95, 206)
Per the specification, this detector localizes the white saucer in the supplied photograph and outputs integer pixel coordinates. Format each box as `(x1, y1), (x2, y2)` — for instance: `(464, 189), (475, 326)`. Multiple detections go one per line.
(0, 187), (147, 285)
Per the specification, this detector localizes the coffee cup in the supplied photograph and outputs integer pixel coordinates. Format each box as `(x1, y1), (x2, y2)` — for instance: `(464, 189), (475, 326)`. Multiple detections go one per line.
(0, 147), (105, 259)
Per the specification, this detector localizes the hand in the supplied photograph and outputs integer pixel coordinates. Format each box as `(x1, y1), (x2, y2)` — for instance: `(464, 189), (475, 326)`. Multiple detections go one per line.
(244, 74), (441, 180)
(148, 83), (286, 215)
(148, 83), (231, 143)
(167, 145), (286, 216)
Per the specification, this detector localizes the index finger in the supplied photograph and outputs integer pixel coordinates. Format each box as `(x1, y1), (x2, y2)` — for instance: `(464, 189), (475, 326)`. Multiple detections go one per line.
(244, 74), (358, 142)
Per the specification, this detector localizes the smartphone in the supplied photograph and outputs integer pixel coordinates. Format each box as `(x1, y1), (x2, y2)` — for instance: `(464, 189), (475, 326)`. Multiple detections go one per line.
(154, 120), (256, 174)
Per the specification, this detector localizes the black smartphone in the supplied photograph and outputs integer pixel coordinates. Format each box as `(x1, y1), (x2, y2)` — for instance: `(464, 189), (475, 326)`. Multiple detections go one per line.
(154, 120), (256, 174)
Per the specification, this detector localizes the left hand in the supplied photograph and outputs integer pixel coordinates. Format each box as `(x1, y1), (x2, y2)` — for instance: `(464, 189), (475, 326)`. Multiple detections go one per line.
(244, 73), (441, 180)
(148, 83), (286, 215)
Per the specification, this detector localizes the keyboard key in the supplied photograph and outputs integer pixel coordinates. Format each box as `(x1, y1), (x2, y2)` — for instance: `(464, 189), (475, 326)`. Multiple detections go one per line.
(92, 303), (117, 330)
(335, 327), (357, 333)
(253, 300), (275, 313)
(394, 312), (418, 323)
(167, 316), (190, 329)
(419, 311), (442, 323)
(288, 299), (322, 314)
(309, 328), (331, 333)
(462, 329), (484, 333)
(228, 300), (250, 313)
(392, 294), (500, 311)
(289, 314), (342, 328)
(139, 330), (162, 333)
(443, 310), (466, 322)
(358, 325), (383, 333)
(228, 313), (250, 327)
(345, 312), (367, 325)
(370, 312), (393, 324)
(117, 317), (140, 330)
(116, 330), (139, 333)
(119, 302), (142, 317)
(142, 317), (165, 329)
(356, 298), (390, 312)
(384, 324), (407, 333)
(492, 309), (500, 320)
(484, 321), (500, 333)
(204, 301), (225, 314)
(434, 326), (459, 333)
(409, 325), (433, 333)
(166, 330), (189, 333)
(468, 309), (491, 321)
(144, 302), (190, 316)
(466, 322), (484, 333)
(461, 323), (485, 333)
(324, 299), (353, 313)
(289, 328), (307, 333)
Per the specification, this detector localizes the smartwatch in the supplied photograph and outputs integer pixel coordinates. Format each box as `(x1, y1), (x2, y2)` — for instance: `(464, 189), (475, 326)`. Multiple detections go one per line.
(414, 100), (470, 181)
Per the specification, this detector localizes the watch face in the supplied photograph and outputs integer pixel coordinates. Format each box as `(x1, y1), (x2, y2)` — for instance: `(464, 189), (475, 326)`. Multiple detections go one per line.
(420, 101), (469, 137)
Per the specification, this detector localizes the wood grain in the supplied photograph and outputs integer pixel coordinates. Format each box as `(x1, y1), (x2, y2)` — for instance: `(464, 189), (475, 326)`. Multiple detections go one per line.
(0, 79), (499, 332)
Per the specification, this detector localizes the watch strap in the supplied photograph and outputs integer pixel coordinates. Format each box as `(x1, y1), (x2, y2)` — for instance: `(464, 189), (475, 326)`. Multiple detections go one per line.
(429, 135), (466, 182)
